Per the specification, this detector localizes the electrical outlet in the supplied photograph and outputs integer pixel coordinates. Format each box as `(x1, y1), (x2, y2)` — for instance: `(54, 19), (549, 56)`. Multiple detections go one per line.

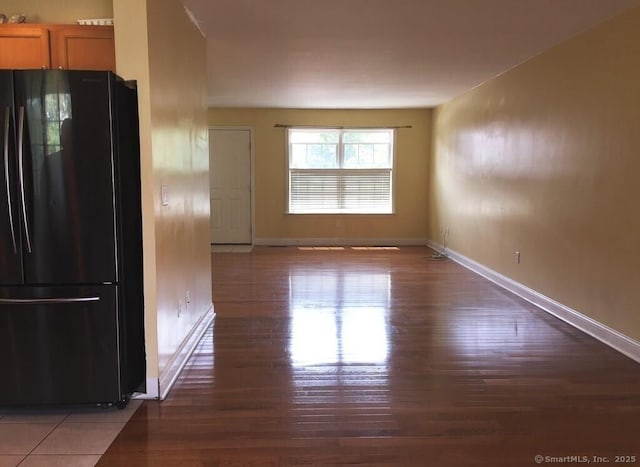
(515, 251), (521, 264)
(186, 290), (191, 304)
(442, 227), (450, 249)
(161, 184), (169, 206)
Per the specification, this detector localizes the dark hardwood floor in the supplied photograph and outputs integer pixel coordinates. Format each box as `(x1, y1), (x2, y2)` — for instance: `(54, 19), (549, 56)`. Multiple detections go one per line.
(98, 247), (640, 466)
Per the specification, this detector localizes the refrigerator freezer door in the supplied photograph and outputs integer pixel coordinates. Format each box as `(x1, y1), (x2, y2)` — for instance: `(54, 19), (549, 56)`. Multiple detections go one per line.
(0, 71), (23, 284)
(13, 70), (117, 285)
(0, 285), (121, 405)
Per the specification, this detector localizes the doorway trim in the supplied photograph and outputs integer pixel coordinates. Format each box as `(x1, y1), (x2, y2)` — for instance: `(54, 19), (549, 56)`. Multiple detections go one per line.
(209, 126), (255, 245)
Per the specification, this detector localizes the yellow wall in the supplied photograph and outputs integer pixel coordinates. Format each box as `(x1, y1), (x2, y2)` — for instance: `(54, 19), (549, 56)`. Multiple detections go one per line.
(1, 0), (112, 23)
(430, 7), (640, 341)
(146, 0), (211, 374)
(113, 0), (158, 379)
(209, 108), (431, 244)
(114, 0), (211, 381)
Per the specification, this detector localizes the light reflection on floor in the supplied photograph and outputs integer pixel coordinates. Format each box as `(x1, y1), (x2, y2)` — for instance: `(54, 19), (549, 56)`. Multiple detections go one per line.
(288, 270), (391, 367)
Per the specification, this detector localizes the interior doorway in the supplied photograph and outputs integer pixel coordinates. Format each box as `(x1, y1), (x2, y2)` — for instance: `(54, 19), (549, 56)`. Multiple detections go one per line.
(209, 128), (252, 244)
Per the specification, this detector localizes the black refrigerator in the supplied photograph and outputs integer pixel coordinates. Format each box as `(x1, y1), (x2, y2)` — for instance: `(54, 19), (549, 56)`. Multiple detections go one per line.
(0, 70), (145, 407)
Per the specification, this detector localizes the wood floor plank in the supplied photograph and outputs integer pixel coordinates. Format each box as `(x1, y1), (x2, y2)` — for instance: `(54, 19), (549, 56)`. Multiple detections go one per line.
(98, 247), (640, 466)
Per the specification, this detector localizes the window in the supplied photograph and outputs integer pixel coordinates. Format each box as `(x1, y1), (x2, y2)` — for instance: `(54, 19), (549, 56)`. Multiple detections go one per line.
(287, 128), (394, 214)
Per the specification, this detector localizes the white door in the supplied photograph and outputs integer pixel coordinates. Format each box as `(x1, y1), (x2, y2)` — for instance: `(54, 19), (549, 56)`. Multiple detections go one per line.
(209, 129), (252, 244)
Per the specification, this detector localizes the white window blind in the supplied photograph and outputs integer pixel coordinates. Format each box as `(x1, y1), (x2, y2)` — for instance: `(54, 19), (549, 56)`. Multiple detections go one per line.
(287, 128), (394, 214)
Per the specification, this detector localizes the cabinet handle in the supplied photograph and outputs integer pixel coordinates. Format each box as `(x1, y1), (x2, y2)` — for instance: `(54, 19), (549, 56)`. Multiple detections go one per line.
(17, 106), (32, 254)
(0, 297), (101, 304)
(3, 106), (17, 253)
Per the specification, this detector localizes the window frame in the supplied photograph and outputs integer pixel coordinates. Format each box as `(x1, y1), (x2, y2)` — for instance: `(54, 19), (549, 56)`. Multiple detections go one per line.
(286, 127), (396, 215)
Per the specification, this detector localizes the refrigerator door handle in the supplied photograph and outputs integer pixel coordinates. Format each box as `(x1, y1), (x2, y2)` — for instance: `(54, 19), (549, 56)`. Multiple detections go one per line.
(0, 297), (101, 304)
(3, 106), (17, 253)
(17, 105), (32, 254)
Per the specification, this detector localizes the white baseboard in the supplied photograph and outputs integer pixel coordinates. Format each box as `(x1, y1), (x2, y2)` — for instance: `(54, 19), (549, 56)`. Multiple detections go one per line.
(254, 237), (427, 247)
(158, 304), (215, 400)
(426, 241), (640, 364)
(131, 377), (159, 400)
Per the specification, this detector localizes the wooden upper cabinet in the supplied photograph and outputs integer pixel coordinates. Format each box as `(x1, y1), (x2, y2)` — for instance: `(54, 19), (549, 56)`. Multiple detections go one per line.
(50, 25), (115, 72)
(0, 25), (51, 69)
(0, 24), (115, 72)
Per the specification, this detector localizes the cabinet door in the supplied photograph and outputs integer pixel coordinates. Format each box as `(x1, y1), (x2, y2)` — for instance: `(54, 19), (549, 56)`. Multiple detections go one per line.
(50, 25), (115, 72)
(0, 25), (50, 69)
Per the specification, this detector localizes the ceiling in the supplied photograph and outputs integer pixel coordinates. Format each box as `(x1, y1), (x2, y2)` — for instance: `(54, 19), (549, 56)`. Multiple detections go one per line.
(180, 0), (640, 109)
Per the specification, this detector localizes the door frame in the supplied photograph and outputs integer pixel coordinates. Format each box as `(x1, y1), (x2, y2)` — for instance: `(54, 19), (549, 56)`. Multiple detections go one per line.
(208, 126), (255, 245)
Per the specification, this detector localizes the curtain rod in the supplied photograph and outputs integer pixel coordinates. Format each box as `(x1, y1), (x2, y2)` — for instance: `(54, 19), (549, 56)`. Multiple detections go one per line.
(274, 124), (412, 129)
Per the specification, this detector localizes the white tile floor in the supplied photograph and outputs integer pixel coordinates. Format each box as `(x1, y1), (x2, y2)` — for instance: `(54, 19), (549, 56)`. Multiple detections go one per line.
(0, 400), (141, 467)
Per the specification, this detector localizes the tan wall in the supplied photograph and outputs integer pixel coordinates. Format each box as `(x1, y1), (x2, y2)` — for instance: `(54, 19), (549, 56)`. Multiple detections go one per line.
(146, 0), (211, 374)
(209, 108), (431, 244)
(1, 0), (112, 23)
(113, 0), (158, 378)
(114, 0), (211, 380)
(430, 7), (640, 341)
